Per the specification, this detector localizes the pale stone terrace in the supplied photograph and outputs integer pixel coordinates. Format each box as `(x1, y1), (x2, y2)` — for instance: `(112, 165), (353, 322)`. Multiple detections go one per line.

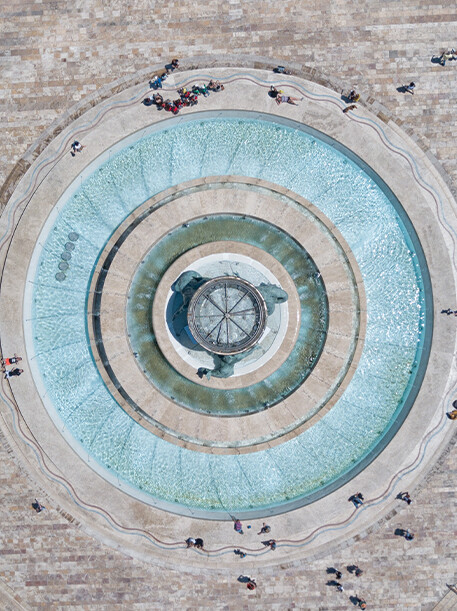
(2, 1), (457, 198)
(2, 425), (457, 609)
(2, 0), (457, 609)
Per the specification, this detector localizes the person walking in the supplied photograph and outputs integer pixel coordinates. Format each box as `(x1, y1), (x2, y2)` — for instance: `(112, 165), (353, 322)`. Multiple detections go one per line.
(70, 141), (84, 155)
(404, 529), (414, 541)
(400, 491), (412, 505)
(350, 492), (364, 508)
(441, 308), (457, 315)
(439, 49), (455, 66)
(33, 499), (45, 513)
(234, 549), (247, 558)
(405, 82), (416, 95)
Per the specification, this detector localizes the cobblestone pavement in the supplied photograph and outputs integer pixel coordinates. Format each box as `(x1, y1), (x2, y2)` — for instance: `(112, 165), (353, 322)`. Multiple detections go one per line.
(2, 0), (457, 609)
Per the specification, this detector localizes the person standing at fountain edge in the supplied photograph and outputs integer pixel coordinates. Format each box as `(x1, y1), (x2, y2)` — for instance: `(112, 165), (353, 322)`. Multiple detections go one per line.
(234, 519), (244, 534)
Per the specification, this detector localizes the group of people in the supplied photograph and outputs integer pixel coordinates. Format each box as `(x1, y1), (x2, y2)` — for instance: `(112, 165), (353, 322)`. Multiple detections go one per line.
(144, 81), (224, 115)
(328, 566), (364, 601)
(149, 58), (180, 90)
(233, 519), (271, 538)
(342, 89), (360, 114)
(185, 520), (275, 591)
(271, 74), (360, 113)
(144, 58), (225, 115)
(2, 354), (23, 379)
(185, 537), (204, 549)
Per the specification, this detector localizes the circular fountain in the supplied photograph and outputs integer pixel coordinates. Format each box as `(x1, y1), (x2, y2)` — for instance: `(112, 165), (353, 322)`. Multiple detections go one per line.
(20, 112), (431, 517)
(4, 64), (455, 555)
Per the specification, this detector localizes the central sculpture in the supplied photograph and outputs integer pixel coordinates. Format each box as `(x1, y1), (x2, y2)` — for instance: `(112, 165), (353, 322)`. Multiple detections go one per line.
(187, 276), (268, 355)
(172, 270), (288, 379)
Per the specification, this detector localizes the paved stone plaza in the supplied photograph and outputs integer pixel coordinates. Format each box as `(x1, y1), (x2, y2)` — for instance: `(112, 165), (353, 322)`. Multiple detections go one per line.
(2, 1), (457, 609)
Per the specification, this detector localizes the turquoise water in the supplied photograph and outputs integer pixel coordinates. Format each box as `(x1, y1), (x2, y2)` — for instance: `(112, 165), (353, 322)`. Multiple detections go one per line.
(28, 115), (427, 516)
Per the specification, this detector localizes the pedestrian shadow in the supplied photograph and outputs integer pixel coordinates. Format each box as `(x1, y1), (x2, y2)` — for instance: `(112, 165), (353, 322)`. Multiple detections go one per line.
(326, 567), (338, 574)
(347, 564), (358, 573)
(396, 86), (408, 94)
(326, 580), (339, 587)
(430, 56), (443, 65)
(394, 528), (406, 537)
(349, 595), (360, 606)
(341, 94), (352, 103)
(237, 575), (250, 583)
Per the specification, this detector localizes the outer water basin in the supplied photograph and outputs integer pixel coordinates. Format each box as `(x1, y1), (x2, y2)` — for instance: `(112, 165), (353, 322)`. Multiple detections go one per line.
(26, 113), (430, 517)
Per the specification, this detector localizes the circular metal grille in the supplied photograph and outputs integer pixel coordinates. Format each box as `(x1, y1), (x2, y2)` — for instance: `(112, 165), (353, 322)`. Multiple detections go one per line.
(187, 276), (268, 355)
